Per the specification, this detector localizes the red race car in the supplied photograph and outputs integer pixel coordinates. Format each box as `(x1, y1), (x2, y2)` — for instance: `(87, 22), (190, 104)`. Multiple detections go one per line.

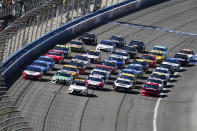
(85, 75), (104, 89)
(140, 82), (161, 97)
(45, 50), (64, 63)
(141, 54), (157, 68)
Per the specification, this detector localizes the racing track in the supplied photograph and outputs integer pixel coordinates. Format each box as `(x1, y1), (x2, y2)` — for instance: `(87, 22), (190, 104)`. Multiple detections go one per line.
(5, 0), (197, 131)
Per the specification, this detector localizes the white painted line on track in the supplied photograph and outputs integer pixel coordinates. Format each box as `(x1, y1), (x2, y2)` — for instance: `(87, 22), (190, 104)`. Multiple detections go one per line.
(153, 67), (183, 131)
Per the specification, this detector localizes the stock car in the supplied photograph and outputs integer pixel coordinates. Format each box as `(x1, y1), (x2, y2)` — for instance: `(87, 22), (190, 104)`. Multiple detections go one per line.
(101, 60), (117, 74)
(108, 56), (125, 69)
(163, 58), (180, 71)
(149, 50), (165, 63)
(79, 32), (97, 45)
(119, 73), (137, 85)
(72, 55), (90, 68)
(111, 50), (130, 63)
(53, 45), (71, 57)
(83, 50), (101, 64)
(146, 78), (165, 89)
(118, 69), (137, 77)
(66, 40), (86, 52)
(159, 63), (174, 74)
(68, 79), (88, 96)
(152, 45), (168, 56)
(150, 72), (168, 84)
(179, 49), (195, 58)
(174, 53), (190, 66)
(127, 64), (144, 78)
(31, 60), (50, 74)
(37, 56), (55, 70)
(96, 40), (116, 53)
(128, 40), (145, 53)
(62, 65), (79, 78)
(95, 65), (112, 76)
(113, 78), (133, 92)
(85, 75), (104, 89)
(68, 60), (85, 74)
(45, 50), (64, 63)
(52, 70), (73, 85)
(141, 54), (157, 68)
(22, 65), (43, 80)
(90, 69), (109, 81)
(140, 82), (161, 97)
(121, 46), (138, 58)
(132, 59), (149, 72)
(153, 67), (171, 81)
(110, 35), (126, 47)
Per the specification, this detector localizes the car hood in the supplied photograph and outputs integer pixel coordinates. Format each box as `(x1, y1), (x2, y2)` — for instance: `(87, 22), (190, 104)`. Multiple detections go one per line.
(162, 62), (178, 67)
(69, 85), (87, 90)
(53, 75), (71, 80)
(87, 80), (101, 85)
(115, 83), (132, 88)
(97, 44), (113, 49)
(24, 71), (41, 75)
(83, 54), (99, 59)
(67, 44), (82, 48)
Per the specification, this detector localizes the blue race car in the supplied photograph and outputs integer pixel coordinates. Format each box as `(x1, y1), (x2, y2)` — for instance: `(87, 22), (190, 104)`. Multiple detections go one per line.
(118, 69), (137, 77)
(127, 64), (144, 78)
(31, 60), (50, 74)
(108, 56), (125, 69)
(37, 56), (55, 70)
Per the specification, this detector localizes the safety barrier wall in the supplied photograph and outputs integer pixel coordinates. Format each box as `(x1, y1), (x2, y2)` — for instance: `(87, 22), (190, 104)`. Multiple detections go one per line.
(2, 0), (161, 84)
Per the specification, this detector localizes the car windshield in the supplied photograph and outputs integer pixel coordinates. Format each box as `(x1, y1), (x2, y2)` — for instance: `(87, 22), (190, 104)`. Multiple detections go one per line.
(74, 56), (88, 61)
(86, 50), (99, 56)
(100, 41), (113, 46)
(114, 52), (128, 57)
(129, 40), (143, 46)
(174, 54), (188, 59)
(149, 52), (163, 56)
(26, 66), (41, 72)
(122, 46), (136, 52)
(108, 57), (123, 62)
(82, 33), (93, 38)
(102, 62), (115, 67)
(56, 72), (71, 77)
(63, 66), (77, 72)
(153, 47), (166, 52)
(165, 58), (179, 64)
(38, 57), (53, 62)
(69, 41), (83, 45)
(88, 77), (102, 82)
(54, 46), (68, 52)
(180, 50), (193, 55)
(147, 79), (162, 84)
(151, 73), (166, 80)
(32, 62), (47, 67)
(144, 84), (158, 89)
(159, 64), (171, 70)
(92, 71), (106, 76)
(116, 79), (130, 85)
(127, 65), (141, 70)
(141, 55), (154, 61)
(120, 75), (134, 81)
(95, 66), (110, 72)
(133, 60), (147, 67)
(110, 36), (123, 41)
(155, 69), (168, 74)
(48, 52), (62, 56)
(68, 61), (83, 68)
(73, 81), (86, 86)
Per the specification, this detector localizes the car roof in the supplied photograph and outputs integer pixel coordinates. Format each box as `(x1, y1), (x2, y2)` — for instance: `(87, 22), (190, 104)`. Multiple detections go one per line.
(116, 78), (131, 82)
(64, 65), (77, 68)
(34, 60), (47, 63)
(57, 70), (71, 74)
(150, 50), (163, 54)
(88, 75), (102, 78)
(100, 40), (114, 43)
(153, 45), (167, 49)
(143, 54), (156, 58)
(129, 64), (143, 67)
(121, 73), (135, 77)
(165, 57), (178, 60)
(144, 82), (159, 86)
(27, 65), (41, 69)
(181, 49), (192, 51)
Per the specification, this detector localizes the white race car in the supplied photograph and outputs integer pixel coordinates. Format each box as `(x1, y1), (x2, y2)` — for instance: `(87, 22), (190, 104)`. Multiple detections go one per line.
(153, 67), (171, 81)
(113, 78), (133, 92)
(111, 50), (130, 63)
(96, 40), (116, 53)
(90, 69), (109, 81)
(72, 55), (90, 68)
(68, 79), (88, 96)
(83, 50), (101, 64)
(162, 58), (180, 71)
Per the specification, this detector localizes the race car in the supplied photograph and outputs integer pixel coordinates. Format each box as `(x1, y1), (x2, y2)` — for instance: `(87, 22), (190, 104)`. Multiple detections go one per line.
(95, 65), (112, 76)
(174, 53), (190, 66)
(119, 73), (137, 86)
(52, 70), (73, 85)
(68, 79), (88, 96)
(53, 45), (71, 58)
(179, 49), (195, 58)
(37, 56), (55, 70)
(62, 65), (79, 79)
(22, 65), (43, 80)
(113, 78), (133, 92)
(141, 54), (157, 68)
(83, 50), (101, 64)
(45, 50), (64, 63)
(150, 72), (168, 84)
(132, 59), (149, 73)
(85, 75), (104, 89)
(146, 78), (165, 89)
(152, 45), (168, 56)
(66, 40), (86, 52)
(108, 56), (125, 69)
(68, 60), (85, 74)
(72, 55), (90, 68)
(163, 57), (180, 71)
(158, 63), (174, 74)
(100, 60), (117, 74)
(118, 69), (137, 77)
(149, 50), (165, 63)
(153, 67), (171, 81)
(111, 50), (130, 63)
(128, 40), (145, 53)
(79, 32), (97, 45)
(96, 40), (116, 53)
(121, 46), (138, 58)
(110, 35), (126, 47)
(127, 64), (144, 78)
(140, 82), (161, 97)
(31, 60), (50, 74)
(90, 69), (109, 81)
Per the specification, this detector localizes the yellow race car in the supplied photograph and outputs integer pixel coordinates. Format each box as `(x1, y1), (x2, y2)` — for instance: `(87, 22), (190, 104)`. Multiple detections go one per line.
(54, 45), (71, 57)
(149, 50), (165, 63)
(119, 73), (137, 86)
(62, 65), (79, 78)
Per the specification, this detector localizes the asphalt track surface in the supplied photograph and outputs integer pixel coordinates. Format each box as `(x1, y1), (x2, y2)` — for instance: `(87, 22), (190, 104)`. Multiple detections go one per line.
(6, 0), (197, 131)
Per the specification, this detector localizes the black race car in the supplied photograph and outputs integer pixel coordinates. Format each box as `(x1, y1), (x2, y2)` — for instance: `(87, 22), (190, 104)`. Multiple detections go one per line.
(128, 40), (145, 53)
(174, 53), (190, 66)
(110, 35), (126, 47)
(79, 32), (97, 45)
(121, 46), (138, 58)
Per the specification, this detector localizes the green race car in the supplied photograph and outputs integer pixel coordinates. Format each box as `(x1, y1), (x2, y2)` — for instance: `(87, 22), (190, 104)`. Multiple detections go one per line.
(52, 70), (73, 85)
